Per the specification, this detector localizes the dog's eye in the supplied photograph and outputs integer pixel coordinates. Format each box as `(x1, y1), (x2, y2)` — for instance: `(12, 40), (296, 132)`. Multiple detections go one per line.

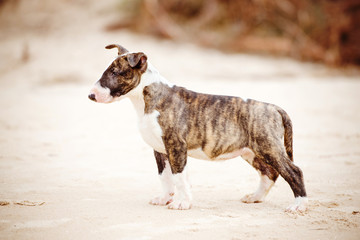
(111, 69), (117, 76)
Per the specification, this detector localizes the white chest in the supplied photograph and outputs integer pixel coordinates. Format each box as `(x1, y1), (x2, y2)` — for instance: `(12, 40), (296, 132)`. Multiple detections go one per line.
(138, 110), (166, 153)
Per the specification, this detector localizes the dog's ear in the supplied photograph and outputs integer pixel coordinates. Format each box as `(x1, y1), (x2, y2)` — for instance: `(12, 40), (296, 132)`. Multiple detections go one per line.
(105, 44), (129, 55)
(127, 52), (148, 73)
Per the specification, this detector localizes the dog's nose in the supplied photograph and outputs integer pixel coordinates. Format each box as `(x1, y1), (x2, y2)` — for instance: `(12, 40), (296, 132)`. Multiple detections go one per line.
(88, 94), (96, 101)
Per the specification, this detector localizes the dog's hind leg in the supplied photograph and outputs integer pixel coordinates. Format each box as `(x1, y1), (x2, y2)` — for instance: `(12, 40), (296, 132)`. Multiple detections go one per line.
(261, 150), (308, 213)
(149, 151), (175, 206)
(241, 155), (279, 203)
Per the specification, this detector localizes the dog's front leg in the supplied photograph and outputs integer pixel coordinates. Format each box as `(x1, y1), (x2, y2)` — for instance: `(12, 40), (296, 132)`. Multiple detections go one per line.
(168, 165), (192, 210)
(149, 151), (175, 206)
(164, 138), (192, 210)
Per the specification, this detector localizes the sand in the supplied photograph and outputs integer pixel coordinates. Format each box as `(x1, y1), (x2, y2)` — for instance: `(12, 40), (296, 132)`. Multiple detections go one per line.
(0, 1), (360, 239)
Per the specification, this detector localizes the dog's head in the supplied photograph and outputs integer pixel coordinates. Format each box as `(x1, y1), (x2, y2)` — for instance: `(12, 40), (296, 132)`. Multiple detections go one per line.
(88, 44), (148, 103)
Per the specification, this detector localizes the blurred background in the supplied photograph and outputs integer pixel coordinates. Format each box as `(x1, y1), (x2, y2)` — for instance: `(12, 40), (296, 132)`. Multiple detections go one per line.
(109, 0), (360, 66)
(1, 0), (360, 67)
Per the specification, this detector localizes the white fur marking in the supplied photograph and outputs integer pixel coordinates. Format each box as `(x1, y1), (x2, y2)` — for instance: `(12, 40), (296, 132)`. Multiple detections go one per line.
(188, 148), (211, 160)
(242, 173), (275, 203)
(138, 62), (173, 88)
(286, 196), (308, 213)
(138, 111), (165, 153)
(125, 61), (173, 128)
(188, 147), (255, 161)
(168, 167), (192, 210)
(150, 161), (175, 206)
(89, 82), (114, 103)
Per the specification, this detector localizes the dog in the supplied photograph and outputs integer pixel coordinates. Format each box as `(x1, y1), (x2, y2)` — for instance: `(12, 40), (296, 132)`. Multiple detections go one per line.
(88, 44), (308, 213)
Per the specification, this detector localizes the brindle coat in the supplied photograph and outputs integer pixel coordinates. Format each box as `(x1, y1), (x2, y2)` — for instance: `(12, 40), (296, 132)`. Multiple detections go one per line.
(144, 83), (305, 198)
(89, 44), (307, 211)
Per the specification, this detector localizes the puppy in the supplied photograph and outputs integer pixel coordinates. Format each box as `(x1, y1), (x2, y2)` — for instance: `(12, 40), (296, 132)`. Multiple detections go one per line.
(89, 44), (308, 213)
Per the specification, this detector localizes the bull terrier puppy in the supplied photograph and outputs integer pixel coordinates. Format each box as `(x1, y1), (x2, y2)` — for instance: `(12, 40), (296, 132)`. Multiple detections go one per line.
(89, 44), (308, 213)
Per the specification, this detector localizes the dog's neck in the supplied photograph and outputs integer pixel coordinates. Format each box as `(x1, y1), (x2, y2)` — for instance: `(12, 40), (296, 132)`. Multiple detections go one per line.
(127, 62), (173, 117)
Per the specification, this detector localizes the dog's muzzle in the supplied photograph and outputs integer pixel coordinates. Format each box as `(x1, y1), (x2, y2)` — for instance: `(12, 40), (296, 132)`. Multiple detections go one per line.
(88, 82), (114, 103)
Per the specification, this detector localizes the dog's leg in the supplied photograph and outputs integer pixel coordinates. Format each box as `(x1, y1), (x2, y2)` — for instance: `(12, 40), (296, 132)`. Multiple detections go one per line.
(242, 156), (279, 203)
(163, 139), (192, 210)
(168, 165), (192, 210)
(149, 151), (175, 206)
(263, 151), (308, 213)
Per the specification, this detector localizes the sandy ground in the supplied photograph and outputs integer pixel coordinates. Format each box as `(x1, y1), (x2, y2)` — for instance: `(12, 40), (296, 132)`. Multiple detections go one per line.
(1, 1), (360, 239)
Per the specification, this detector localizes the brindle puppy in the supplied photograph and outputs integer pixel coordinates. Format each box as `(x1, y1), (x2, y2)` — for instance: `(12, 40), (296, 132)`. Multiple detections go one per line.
(89, 44), (308, 213)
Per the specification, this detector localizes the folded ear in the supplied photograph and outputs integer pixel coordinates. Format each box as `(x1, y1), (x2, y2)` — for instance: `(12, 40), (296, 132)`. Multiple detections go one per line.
(127, 52), (148, 73)
(105, 44), (129, 55)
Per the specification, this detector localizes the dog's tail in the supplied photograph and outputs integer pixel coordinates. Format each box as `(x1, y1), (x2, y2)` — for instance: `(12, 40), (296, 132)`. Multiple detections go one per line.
(277, 108), (293, 161)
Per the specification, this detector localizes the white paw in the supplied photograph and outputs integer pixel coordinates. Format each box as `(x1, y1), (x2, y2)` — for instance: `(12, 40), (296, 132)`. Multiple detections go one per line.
(285, 203), (307, 213)
(241, 193), (263, 203)
(285, 197), (308, 214)
(167, 200), (192, 210)
(149, 194), (173, 206)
